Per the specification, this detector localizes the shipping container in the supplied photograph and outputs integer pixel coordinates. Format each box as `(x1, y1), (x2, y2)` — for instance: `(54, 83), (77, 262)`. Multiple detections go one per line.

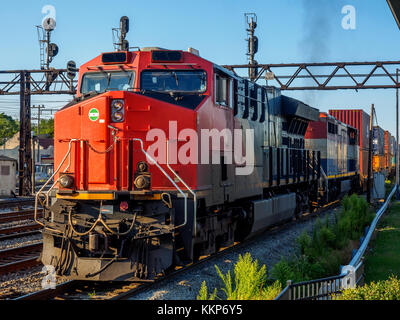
(373, 155), (385, 173)
(329, 109), (370, 182)
(385, 131), (392, 169)
(390, 135), (396, 156)
(373, 126), (385, 156)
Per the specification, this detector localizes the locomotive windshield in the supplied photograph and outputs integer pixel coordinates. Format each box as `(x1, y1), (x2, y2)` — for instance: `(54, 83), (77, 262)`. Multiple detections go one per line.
(140, 70), (207, 93)
(80, 71), (135, 94)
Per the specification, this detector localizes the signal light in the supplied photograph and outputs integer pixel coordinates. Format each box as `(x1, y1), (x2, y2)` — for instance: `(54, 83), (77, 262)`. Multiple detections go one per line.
(120, 16), (129, 35)
(48, 43), (59, 58)
(66, 60), (77, 80)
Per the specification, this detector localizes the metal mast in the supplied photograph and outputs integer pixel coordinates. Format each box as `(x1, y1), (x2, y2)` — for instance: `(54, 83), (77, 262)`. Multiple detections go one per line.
(245, 13), (258, 81)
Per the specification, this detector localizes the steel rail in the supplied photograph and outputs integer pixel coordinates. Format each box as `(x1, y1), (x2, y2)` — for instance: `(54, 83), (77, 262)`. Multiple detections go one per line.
(0, 242), (43, 276)
(112, 200), (341, 300)
(14, 200), (340, 300)
(0, 198), (35, 209)
(0, 223), (42, 240)
(0, 209), (43, 224)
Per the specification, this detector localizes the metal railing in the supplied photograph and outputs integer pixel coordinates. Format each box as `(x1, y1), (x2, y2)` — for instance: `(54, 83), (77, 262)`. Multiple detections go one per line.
(275, 184), (398, 300)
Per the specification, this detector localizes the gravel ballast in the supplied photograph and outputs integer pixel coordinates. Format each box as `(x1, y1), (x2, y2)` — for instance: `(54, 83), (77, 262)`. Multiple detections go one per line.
(130, 206), (341, 300)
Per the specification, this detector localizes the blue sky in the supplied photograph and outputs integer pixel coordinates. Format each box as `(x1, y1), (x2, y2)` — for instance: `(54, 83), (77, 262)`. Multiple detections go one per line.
(1, 0), (400, 134)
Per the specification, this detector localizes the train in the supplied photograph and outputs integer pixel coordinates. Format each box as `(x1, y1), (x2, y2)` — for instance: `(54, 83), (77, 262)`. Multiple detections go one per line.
(35, 46), (394, 282)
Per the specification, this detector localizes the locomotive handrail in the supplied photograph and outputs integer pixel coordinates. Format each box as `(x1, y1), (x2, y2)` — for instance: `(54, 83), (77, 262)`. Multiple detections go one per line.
(166, 139), (197, 235)
(34, 138), (79, 232)
(131, 138), (188, 229)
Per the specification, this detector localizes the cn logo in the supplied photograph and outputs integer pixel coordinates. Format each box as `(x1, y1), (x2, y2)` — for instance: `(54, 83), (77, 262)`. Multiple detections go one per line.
(342, 5), (356, 30)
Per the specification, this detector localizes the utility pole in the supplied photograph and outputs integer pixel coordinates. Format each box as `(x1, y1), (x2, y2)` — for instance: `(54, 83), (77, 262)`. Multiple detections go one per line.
(397, 69), (400, 197)
(18, 71), (32, 196)
(32, 104), (45, 163)
(367, 104), (374, 203)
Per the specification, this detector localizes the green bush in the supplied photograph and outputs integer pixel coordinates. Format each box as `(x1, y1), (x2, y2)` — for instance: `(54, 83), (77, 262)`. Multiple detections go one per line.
(270, 194), (373, 286)
(199, 194), (375, 300)
(339, 194), (373, 240)
(270, 259), (296, 287)
(197, 253), (282, 300)
(334, 276), (400, 300)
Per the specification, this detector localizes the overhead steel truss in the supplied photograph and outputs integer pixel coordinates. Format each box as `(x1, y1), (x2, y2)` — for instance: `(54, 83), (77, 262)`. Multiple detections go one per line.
(0, 69), (76, 196)
(223, 60), (400, 90)
(0, 69), (75, 95)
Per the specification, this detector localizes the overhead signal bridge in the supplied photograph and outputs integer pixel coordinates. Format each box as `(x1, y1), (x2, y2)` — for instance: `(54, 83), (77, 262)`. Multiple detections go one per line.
(223, 60), (400, 90)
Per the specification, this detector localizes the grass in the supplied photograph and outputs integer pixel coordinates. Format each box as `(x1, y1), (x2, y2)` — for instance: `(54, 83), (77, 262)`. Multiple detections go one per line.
(198, 194), (374, 300)
(269, 194), (373, 286)
(364, 201), (400, 283)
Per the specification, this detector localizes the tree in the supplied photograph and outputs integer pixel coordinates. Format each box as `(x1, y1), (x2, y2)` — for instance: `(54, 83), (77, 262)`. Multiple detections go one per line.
(32, 118), (54, 138)
(0, 113), (19, 146)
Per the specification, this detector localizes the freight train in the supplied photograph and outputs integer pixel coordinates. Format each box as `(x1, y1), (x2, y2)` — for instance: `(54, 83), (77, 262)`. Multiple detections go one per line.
(34, 46), (392, 282)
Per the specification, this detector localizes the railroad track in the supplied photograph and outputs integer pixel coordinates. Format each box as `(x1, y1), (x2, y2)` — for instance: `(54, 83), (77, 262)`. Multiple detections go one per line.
(0, 209), (43, 224)
(0, 224), (42, 241)
(0, 197), (35, 210)
(0, 242), (43, 276)
(15, 200), (341, 300)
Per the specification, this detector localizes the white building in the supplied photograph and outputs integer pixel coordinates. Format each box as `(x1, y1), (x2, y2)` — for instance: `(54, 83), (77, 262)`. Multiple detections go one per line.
(0, 155), (17, 197)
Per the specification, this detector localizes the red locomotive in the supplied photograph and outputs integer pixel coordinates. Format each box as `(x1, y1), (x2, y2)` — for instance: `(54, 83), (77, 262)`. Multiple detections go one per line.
(34, 45), (327, 281)
(35, 19), (367, 281)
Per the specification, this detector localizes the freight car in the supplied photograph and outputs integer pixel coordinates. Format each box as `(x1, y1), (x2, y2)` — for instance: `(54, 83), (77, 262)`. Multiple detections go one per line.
(35, 48), (327, 281)
(305, 113), (359, 203)
(328, 109), (370, 191)
(384, 131), (396, 177)
(373, 126), (386, 174)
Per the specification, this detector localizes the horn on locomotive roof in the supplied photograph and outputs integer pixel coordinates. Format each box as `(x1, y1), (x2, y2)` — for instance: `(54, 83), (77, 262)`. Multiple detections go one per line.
(112, 16), (130, 52)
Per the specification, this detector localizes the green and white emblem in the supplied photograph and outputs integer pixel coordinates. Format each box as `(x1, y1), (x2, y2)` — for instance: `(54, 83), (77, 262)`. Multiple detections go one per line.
(89, 108), (99, 121)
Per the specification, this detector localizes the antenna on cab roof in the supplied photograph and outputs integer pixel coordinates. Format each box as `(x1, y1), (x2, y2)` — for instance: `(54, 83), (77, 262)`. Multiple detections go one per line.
(112, 16), (130, 51)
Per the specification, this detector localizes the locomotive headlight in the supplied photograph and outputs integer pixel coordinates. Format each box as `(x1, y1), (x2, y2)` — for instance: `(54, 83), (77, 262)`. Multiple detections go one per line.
(111, 99), (125, 122)
(134, 175), (150, 189)
(59, 174), (74, 188)
(112, 111), (124, 122)
(111, 99), (124, 110)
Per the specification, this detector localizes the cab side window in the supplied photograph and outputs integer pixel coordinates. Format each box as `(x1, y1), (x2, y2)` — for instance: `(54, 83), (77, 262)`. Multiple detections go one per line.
(215, 73), (232, 108)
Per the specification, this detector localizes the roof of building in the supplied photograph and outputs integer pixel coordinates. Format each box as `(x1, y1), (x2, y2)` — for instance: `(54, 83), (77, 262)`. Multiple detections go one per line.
(38, 138), (54, 149)
(0, 155), (17, 162)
